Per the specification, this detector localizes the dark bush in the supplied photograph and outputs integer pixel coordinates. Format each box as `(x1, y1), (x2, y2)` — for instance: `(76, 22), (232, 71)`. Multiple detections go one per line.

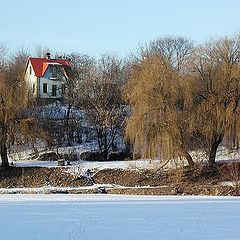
(80, 151), (105, 161)
(38, 152), (60, 161)
(108, 152), (133, 161)
(80, 151), (133, 161)
(63, 153), (78, 161)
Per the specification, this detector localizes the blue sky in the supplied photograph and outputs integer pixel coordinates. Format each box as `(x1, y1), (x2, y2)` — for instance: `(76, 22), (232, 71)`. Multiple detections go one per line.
(0, 0), (240, 57)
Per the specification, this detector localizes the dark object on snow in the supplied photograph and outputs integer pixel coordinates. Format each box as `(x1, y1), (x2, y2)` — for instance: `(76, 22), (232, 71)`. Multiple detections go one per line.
(80, 151), (133, 161)
(58, 159), (65, 166)
(80, 151), (105, 161)
(108, 152), (133, 161)
(85, 169), (95, 185)
(51, 190), (69, 194)
(39, 152), (60, 161)
(66, 160), (71, 166)
(45, 175), (50, 186)
(94, 186), (107, 194)
(171, 187), (183, 195)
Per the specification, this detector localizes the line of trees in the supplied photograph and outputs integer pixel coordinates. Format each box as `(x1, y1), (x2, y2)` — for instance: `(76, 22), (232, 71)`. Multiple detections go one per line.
(126, 34), (240, 166)
(0, 33), (240, 168)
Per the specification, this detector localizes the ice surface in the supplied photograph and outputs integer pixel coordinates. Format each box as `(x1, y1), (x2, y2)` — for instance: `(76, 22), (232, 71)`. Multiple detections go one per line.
(0, 195), (240, 240)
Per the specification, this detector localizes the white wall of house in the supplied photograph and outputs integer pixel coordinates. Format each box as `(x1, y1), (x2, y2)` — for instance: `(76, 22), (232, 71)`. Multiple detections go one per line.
(25, 62), (38, 97)
(39, 77), (65, 98)
(38, 64), (67, 98)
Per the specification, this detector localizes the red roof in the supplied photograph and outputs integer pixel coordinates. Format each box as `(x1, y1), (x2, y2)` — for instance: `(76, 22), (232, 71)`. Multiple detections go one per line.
(28, 57), (71, 77)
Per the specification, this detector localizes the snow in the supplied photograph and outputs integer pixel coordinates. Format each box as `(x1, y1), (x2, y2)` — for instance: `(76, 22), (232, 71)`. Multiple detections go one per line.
(9, 143), (97, 163)
(0, 195), (240, 240)
(215, 146), (240, 162)
(39, 101), (84, 120)
(13, 159), (166, 173)
(7, 145), (240, 173)
(0, 184), (162, 194)
(221, 181), (240, 187)
(0, 184), (112, 194)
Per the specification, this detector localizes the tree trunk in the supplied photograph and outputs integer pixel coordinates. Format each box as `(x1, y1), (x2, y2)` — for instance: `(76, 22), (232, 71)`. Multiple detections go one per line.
(103, 150), (108, 161)
(77, 131), (82, 144)
(0, 123), (9, 168)
(0, 138), (9, 168)
(96, 127), (103, 153)
(181, 148), (195, 167)
(103, 130), (108, 160)
(208, 134), (223, 165)
(66, 104), (72, 146)
(66, 104), (72, 126)
(179, 130), (194, 167)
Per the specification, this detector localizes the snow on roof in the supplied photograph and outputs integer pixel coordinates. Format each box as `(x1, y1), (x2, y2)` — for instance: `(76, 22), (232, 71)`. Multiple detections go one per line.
(28, 57), (71, 77)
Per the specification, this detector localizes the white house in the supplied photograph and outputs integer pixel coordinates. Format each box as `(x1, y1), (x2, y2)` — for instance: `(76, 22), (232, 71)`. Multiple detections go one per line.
(25, 53), (71, 100)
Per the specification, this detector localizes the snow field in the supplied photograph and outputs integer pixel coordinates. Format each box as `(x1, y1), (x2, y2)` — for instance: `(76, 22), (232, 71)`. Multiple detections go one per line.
(9, 145), (240, 172)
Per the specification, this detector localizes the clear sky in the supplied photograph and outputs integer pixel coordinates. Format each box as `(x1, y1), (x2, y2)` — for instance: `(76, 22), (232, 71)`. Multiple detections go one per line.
(0, 0), (240, 57)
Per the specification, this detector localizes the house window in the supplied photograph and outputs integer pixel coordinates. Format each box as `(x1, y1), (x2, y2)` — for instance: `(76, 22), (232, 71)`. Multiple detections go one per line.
(52, 85), (57, 97)
(51, 65), (57, 78)
(43, 83), (48, 93)
(29, 66), (32, 75)
(32, 83), (35, 93)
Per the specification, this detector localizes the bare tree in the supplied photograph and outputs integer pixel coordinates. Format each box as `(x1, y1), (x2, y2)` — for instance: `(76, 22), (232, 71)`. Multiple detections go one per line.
(80, 55), (126, 159)
(64, 53), (95, 120)
(0, 43), (7, 68)
(34, 45), (51, 58)
(62, 53), (96, 145)
(137, 36), (194, 73)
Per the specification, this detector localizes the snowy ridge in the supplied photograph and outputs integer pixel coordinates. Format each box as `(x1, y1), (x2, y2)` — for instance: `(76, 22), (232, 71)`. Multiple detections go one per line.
(0, 184), (164, 195)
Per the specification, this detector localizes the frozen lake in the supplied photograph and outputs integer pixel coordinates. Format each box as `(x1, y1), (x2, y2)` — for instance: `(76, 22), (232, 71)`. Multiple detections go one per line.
(0, 194), (240, 240)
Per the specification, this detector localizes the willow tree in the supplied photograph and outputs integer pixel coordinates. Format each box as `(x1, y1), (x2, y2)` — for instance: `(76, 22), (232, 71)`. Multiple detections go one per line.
(125, 37), (196, 167)
(0, 50), (29, 167)
(192, 34), (240, 165)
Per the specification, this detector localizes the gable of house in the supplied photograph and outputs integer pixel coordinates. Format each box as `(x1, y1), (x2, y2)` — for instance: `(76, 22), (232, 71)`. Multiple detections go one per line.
(25, 56), (71, 99)
(28, 58), (70, 77)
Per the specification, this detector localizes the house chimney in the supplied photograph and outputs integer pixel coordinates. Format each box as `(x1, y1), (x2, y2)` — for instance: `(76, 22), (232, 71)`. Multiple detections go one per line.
(46, 52), (51, 60)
